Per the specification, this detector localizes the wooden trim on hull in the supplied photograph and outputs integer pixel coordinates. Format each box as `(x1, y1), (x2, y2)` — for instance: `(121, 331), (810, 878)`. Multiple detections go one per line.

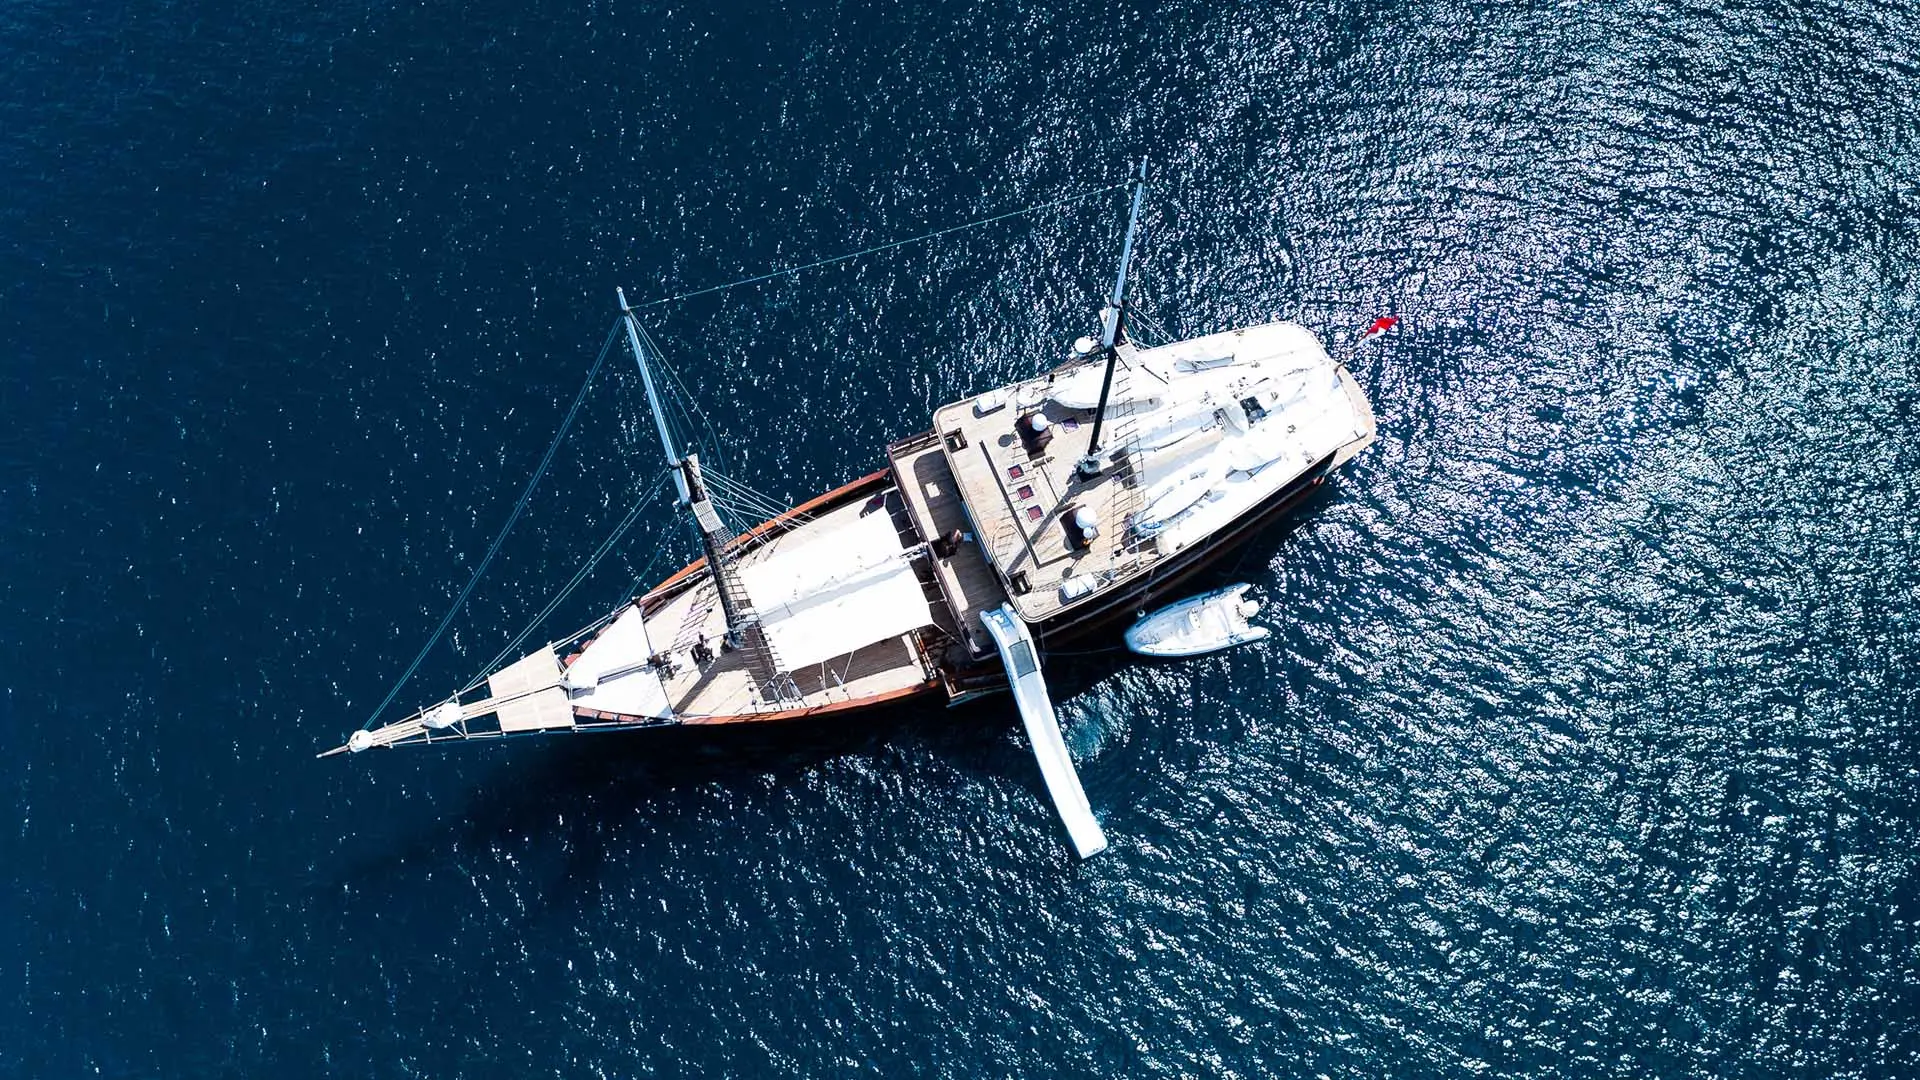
(681, 678), (941, 725)
(568, 467), (934, 729)
(639, 468), (894, 610)
(574, 677), (943, 727)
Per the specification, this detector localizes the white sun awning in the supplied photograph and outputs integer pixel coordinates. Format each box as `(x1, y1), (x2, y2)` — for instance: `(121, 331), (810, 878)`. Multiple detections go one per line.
(740, 505), (932, 671)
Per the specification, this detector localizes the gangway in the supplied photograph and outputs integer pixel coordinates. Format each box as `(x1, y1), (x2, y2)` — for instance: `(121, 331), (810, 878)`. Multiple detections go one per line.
(978, 605), (1109, 859)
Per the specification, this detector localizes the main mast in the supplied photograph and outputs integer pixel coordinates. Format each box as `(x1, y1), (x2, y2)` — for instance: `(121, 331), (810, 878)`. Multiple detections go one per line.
(1077, 159), (1150, 479)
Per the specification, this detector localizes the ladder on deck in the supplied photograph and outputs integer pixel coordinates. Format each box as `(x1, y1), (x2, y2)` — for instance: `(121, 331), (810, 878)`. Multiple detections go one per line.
(721, 565), (802, 705)
(693, 495), (802, 705)
(1105, 356), (1152, 556)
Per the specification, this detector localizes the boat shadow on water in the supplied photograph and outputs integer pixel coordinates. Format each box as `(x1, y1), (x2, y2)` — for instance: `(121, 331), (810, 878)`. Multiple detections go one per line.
(324, 697), (981, 887)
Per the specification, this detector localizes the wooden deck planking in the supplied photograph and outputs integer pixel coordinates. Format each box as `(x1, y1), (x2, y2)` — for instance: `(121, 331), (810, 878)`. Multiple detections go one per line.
(888, 432), (1010, 659)
(932, 353), (1162, 624)
(632, 483), (937, 720)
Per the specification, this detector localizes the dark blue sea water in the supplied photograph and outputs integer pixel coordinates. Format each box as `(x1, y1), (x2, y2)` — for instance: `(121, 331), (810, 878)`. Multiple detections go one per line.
(5, 0), (1919, 1075)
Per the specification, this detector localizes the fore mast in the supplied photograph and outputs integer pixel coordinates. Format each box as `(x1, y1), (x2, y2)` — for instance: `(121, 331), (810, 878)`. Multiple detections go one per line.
(617, 290), (795, 701)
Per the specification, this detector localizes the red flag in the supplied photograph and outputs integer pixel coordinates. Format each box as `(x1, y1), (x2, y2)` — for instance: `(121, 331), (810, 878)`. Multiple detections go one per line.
(1359, 316), (1399, 343)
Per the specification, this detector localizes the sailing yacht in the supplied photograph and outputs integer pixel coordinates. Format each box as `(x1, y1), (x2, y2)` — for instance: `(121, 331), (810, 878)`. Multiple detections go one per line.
(328, 165), (1376, 756)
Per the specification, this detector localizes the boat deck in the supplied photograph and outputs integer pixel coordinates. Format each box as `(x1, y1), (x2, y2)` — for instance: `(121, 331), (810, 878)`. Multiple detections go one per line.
(930, 349), (1164, 624)
(616, 480), (939, 720)
(887, 431), (1010, 660)
(931, 330), (1379, 626)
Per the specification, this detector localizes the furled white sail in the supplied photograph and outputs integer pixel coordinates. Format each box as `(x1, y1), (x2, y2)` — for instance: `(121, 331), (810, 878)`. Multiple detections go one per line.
(1046, 363), (1163, 412)
(1131, 460), (1228, 536)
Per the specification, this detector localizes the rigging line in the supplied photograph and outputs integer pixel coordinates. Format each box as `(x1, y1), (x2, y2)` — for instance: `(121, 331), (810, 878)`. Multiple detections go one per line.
(605, 364), (653, 479)
(463, 470), (672, 692)
(706, 476), (806, 537)
(708, 464), (809, 521)
(616, 534), (675, 609)
(710, 487), (773, 527)
(1128, 304), (1178, 348)
(460, 476), (663, 692)
(703, 463), (788, 505)
(636, 320), (732, 478)
(700, 468), (776, 515)
(632, 181), (1133, 309)
(629, 317), (726, 479)
(718, 490), (791, 539)
(359, 321), (624, 730)
(701, 489), (750, 530)
(704, 469), (796, 522)
(647, 334), (704, 462)
(597, 520), (684, 634)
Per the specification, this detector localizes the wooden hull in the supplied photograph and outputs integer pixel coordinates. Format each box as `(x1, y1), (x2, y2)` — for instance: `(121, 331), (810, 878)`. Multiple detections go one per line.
(578, 447), (1344, 730)
(568, 468), (947, 727)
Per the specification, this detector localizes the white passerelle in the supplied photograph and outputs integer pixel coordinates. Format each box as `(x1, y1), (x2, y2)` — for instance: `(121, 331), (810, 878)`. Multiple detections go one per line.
(979, 604), (1107, 859)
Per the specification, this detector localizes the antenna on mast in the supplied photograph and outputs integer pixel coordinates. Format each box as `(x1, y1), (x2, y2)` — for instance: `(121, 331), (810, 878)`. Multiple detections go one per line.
(1077, 159), (1149, 480)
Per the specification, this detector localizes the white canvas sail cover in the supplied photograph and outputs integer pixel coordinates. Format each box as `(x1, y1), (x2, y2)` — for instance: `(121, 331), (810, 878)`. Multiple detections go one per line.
(565, 602), (674, 719)
(1046, 361), (1164, 412)
(740, 505), (932, 670)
